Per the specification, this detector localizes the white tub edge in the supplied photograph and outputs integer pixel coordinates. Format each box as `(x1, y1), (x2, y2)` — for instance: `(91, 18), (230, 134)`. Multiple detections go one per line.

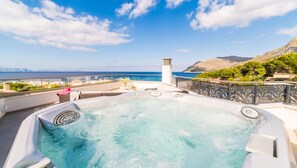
(4, 92), (296, 168)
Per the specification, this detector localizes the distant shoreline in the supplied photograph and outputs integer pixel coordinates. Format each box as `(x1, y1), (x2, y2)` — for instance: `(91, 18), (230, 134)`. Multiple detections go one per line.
(0, 71), (194, 73)
(0, 71), (199, 80)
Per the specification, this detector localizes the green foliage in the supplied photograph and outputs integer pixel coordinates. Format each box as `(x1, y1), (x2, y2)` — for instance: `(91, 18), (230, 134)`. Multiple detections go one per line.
(49, 83), (60, 88)
(240, 61), (266, 80)
(263, 52), (297, 75)
(9, 82), (43, 92)
(197, 70), (220, 79)
(219, 68), (233, 80)
(195, 52), (297, 81)
(262, 61), (277, 77)
(233, 66), (243, 78)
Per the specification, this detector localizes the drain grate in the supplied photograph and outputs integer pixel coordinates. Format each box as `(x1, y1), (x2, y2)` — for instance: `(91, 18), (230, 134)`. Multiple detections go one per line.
(53, 110), (81, 126)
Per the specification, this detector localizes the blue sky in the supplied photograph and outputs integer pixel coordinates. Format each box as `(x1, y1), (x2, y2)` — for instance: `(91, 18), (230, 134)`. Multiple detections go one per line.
(1, 0), (297, 71)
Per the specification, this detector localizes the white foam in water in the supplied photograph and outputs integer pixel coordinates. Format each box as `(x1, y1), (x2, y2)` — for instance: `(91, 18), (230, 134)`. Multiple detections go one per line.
(40, 93), (256, 168)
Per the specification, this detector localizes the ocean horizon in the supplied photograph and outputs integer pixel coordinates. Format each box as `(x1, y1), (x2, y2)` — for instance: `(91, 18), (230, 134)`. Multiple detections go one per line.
(0, 71), (199, 81)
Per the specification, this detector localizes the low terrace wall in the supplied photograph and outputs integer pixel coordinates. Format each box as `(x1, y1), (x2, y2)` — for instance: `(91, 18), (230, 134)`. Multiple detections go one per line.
(175, 77), (297, 105)
(0, 82), (121, 117)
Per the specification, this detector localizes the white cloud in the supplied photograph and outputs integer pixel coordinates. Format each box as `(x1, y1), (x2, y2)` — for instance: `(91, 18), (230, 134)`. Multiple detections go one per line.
(191, 0), (297, 30)
(166, 0), (187, 8)
(116, 0), (158, 19)
(0, 0), (130, 51)
(130, 0), (158, 18)
(115, 3), (134, 16)
(186, 11), (193, 19)
(176, 48), (191, 53)
(277, 26), (297, 36)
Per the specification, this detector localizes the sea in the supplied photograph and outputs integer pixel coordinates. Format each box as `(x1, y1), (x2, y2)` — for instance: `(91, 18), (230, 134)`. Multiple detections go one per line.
(0, 72), (199, 81)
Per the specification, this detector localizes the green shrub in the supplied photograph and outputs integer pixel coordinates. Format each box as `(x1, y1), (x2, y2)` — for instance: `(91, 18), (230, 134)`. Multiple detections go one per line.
(240, 61), (266, 80)
(219, 68), (233, 80)
(9, 82), (43, 92)
(195, 70), (220, 79)
(49, 83), (60, 88)
(194, 52), (297, 81)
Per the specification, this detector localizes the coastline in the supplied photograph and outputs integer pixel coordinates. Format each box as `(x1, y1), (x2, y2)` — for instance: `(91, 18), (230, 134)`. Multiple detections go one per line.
(0, 71), (199, 80)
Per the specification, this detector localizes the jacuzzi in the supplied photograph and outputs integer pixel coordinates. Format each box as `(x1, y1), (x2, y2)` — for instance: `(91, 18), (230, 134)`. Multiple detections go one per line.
(4, 91), (296, 168)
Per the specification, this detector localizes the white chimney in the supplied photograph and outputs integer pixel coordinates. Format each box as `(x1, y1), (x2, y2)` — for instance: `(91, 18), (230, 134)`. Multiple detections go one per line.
(162, 58), (172, 84)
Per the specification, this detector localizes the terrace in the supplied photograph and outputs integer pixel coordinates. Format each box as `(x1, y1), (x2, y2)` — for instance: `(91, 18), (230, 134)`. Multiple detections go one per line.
(0, 80), (183, 167)
(0, 59), (297, 168)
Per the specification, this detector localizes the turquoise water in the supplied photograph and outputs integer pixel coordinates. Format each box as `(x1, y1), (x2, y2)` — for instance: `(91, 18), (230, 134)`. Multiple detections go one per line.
(0, 72), (198, 81)
(40, 94), (255, 168)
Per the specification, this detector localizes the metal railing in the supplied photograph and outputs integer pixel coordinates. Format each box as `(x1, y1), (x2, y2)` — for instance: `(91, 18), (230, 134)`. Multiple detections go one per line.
(0, 73), (162, 82)
(173, 76), (297, 105)
(3, 73), (296, 105)
(0, 73), (162, 98)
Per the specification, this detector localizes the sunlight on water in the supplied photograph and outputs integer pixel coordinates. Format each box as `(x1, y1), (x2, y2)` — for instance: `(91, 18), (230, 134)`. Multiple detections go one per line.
(40, 93), (256, 168)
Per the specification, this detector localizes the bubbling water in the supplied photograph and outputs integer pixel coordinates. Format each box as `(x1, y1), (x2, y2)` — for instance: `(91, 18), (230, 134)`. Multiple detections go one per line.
(40, 93), (256, 168)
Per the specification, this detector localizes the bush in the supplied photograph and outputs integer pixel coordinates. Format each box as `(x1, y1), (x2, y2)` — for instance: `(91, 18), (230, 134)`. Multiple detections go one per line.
(196, 70), (220, 79)
(240, 61), (266, 80)
(219, 68), (234, 80)
(262, 52), (297, 76)
(194, 53), (297, 81)
(49, 83), (60, 88)
(9, 82), (43, 92)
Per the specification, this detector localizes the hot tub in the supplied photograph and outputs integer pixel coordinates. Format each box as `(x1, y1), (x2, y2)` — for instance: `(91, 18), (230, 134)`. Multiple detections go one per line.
(4, 91), (296, 168)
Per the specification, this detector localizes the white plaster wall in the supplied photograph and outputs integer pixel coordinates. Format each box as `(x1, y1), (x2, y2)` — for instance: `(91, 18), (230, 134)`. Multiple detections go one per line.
(0, 82), (122, 114)
(3, 91), (58, 113)
(162, 65), (172, 84)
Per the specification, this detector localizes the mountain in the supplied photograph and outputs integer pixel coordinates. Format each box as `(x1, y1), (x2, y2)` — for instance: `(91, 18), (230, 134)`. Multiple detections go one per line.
(184, 37), (297, 72)
(184, 56), (253, 72)
(0, 67), (32, 72)
(249, 37), (297, 62)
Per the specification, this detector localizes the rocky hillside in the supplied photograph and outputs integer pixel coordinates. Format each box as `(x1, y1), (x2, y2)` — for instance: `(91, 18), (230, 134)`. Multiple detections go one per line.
(184, 56), (252, 72)
(249, 37), (297, 62)
(184, 37), (297, 72)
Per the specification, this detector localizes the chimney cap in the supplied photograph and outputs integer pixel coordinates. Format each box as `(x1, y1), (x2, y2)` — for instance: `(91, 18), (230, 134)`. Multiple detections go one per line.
(163, 58), (172, 65)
